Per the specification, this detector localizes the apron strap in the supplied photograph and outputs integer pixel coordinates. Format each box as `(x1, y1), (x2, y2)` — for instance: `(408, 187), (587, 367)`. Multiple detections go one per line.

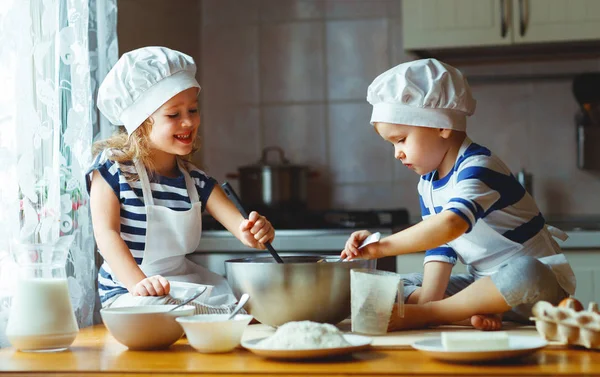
(546, 225), (569, 242)
(134, 159), (200, 206)
(177, 158), (200, 204)
(134, 159), (155, 206)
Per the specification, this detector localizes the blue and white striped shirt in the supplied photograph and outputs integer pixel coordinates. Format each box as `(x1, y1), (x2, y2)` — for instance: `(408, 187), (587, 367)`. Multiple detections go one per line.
(86, 149), (216, 303)
(419, 138), (545, 272)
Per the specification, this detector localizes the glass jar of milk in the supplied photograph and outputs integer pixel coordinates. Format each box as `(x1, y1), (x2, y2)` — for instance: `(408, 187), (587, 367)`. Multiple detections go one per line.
(6, 243), (79, 352)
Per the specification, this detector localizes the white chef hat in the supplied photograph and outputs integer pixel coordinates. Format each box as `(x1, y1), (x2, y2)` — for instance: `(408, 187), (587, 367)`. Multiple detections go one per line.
(367, 58), (476, 131)
(97, 46), (201, 135)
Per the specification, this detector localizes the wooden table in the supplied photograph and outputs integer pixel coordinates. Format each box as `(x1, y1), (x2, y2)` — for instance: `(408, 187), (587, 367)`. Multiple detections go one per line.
(1, 325), (600, 376)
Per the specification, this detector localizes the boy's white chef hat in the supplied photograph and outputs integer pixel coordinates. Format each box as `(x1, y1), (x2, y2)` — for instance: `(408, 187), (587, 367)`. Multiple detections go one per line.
(97, 46), (201, 135)
(367, 58), (476, 131)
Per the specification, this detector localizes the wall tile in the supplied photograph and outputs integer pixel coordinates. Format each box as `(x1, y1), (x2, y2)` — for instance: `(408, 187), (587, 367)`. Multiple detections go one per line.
(197, 1), (600, 215)
(468, 83), (532, 173)
(262, 104), (327, 166)
(389, 15), (413, 66)
(330, 183), (395, 210)
(263, 104), (330, 209)
(202, 25), (259, 107)
(328, 103), (393, 184)
(260, 0), (325, 21)
(528, 80), (600, 215)
(117, 0), (200, 60)
(391, 179), (421, 221)
(327, 19), (389, 100)
(325, 0), (394, 19)
(393, 153), (419, 181)
(260, 22), (325, 102)
(202, 0), (259, 25)
(202, 105), (261, 187)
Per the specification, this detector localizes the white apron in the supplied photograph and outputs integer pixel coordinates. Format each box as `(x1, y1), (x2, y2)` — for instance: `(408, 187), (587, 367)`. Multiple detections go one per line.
(122, 159), (236, 306)
(426, 188), (576, 296)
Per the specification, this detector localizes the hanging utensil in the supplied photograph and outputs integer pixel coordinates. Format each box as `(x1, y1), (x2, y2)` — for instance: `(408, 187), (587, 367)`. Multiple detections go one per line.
(221, 182), (284, 264)
(168, 286), (208, 312)
(227, 293), (250, 320)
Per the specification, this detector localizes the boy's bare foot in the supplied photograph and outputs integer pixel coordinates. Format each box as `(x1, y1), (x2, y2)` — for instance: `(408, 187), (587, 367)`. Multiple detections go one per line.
(470, 314), (502, 331)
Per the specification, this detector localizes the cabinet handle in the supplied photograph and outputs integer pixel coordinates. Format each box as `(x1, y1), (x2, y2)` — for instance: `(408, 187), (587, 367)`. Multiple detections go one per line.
(500, 0), (508, 37)
(518, 0), (528, 36)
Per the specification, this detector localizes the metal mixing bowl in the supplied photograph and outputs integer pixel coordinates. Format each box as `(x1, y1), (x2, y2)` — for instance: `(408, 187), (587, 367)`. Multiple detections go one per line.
(225, 256), (376, 327)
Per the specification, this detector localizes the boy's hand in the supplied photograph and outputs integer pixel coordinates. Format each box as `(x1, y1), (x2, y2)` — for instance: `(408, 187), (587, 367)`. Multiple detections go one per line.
(132, 275), (170, 296)
(240, 211), (275, 249)
(341, 230), (384, 260)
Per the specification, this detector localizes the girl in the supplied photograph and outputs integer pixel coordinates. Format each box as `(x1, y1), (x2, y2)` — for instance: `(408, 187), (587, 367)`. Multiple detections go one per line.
(87, 46), (275, 314)
(341, 59), (576, 331)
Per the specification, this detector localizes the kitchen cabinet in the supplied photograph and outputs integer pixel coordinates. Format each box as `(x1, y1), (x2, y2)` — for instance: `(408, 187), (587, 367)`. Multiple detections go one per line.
(402, 0), (600, 50)
(562, 249), (600, 308)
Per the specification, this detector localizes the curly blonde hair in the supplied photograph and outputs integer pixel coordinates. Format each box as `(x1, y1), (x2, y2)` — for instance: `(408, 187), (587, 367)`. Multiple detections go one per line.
(92, 117), (199, 183)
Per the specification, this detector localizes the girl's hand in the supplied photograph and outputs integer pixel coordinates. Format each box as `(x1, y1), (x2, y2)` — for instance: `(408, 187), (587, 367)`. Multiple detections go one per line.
(240, 211), (275, 249)
(131, 275), (170, 296)
(340, 230), (384, 260)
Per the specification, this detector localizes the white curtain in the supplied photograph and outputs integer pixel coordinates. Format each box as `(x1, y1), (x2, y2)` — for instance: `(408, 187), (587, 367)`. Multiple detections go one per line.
(0, 0), (118, 346)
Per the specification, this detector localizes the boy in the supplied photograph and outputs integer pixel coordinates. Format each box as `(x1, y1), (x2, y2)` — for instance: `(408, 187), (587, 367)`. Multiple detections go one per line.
(341, 59), (576, 331)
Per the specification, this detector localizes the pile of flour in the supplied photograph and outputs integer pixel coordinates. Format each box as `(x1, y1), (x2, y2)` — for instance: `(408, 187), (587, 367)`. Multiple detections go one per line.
(257, 321), (351, 349)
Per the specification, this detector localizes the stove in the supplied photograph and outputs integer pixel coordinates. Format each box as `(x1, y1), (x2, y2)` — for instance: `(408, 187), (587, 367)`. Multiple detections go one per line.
(202, 208), (410, 232)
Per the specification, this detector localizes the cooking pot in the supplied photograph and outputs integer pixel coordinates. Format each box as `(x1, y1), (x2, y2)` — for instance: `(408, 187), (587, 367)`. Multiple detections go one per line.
(226, 146), (317, 210)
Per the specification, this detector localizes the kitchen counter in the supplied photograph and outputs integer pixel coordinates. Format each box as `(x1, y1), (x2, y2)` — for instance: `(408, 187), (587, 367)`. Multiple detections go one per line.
(196, 229), (393, 252)
(197, 228), (600, 252)
(1, 325), (600, 376)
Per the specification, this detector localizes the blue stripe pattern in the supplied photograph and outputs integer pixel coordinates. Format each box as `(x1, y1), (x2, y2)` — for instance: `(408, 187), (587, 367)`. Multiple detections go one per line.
(86, 150), (216, 303)
(425, 246), (458, 264)
(448, 197), (484, 222)
(448, 208), (473, 233)
(503, 212), (545, 244)
(432, 169), (453, 189)
(417, 138), (549, 271)
(455, 143), (491, 170)
(457, 167), (526, 217)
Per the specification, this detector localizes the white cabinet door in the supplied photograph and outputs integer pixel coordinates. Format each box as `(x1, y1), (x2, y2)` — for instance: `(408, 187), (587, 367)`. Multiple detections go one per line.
(512, 0), (600, 44)
(562, 250), (600, 308)
(402, 0), (512, 49)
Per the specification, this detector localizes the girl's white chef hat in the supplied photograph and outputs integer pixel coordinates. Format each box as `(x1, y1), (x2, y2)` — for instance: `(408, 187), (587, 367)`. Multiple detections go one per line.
(367, 58), (476, 131)
(97, 46), (201, 135)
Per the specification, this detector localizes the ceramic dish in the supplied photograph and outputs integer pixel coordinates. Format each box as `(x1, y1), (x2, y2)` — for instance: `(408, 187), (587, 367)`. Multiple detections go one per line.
(412, 335), (548, 363)
(176, 314), (252, 353)
(241, 334), (372, 359)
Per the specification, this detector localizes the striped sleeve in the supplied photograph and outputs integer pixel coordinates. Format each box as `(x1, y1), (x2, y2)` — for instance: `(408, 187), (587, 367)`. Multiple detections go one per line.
(424, 245), (457, 265)
(443, 156), (523, 233)
(185, 162), (217, 211)
(85, 150), (121, 200)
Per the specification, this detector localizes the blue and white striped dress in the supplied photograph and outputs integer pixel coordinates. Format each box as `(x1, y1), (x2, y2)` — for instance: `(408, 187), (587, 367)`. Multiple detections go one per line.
(419, 137), (547, 275)
(85, 149), (216, 303)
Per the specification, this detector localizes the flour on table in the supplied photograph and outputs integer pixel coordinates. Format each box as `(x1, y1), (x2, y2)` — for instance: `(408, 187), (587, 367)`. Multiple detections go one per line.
(257, 321), (351, 350)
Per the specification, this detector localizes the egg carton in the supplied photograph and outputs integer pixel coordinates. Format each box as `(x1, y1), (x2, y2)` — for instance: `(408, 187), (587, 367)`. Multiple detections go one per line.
(530, 300), (600, 349)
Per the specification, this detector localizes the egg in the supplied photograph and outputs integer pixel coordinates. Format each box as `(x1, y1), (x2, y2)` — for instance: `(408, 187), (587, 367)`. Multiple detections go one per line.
(558, 297), (584, 312)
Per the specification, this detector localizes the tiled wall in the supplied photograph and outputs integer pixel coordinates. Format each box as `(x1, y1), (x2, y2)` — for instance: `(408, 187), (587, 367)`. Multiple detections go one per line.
(192, 0), (600, 219)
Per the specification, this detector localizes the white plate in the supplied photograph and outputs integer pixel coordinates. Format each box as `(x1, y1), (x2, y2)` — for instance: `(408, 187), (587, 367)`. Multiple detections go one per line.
(412, 335), (548, 363)
(242, 334), (372, 360)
